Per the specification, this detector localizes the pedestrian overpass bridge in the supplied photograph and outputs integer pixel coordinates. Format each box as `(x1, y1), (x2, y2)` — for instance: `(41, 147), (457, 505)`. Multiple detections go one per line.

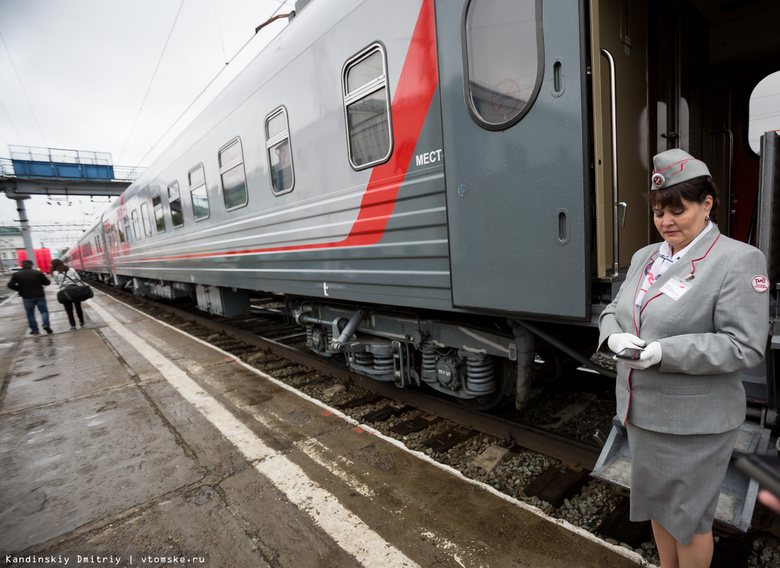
(0, 145), (144, 264)
(1, 145), (143, 198)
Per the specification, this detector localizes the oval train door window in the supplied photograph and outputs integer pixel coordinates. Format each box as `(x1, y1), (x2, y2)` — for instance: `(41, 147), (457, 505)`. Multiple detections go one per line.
(463, 0), (544, 130)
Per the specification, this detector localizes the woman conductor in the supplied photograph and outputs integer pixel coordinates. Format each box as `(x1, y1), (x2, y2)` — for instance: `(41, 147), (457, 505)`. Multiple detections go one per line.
(598, 149), (770, 568)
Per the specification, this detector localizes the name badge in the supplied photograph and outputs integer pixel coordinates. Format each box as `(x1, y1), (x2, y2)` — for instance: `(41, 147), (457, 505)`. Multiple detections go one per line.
(660, 277), (690, 301)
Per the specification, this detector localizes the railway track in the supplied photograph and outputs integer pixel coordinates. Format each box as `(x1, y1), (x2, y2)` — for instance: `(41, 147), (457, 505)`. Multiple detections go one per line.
(89, 282), (774, 568)
(99, 283), (603, 468)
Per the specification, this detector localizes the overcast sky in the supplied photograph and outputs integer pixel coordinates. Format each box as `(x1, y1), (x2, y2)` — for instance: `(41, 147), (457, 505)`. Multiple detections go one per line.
(0, 0), (294, 251)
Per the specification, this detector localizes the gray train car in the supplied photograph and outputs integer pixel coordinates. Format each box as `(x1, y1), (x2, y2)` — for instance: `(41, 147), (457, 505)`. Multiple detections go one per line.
(76, 0), (780, 414)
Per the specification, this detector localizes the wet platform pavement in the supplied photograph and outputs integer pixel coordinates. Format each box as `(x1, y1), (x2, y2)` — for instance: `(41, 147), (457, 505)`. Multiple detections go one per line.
(0, 283), (652, 568)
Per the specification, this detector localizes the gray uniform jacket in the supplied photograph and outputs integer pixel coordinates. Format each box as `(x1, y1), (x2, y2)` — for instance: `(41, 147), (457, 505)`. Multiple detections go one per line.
(599, 226), (770, 435)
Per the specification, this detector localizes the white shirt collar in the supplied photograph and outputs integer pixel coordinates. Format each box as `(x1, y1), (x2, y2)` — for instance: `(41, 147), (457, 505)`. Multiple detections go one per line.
(659, 221), (714, 261)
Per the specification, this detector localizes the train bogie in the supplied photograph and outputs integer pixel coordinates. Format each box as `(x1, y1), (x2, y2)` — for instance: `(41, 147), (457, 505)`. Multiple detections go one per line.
(292, 300), (519, 407)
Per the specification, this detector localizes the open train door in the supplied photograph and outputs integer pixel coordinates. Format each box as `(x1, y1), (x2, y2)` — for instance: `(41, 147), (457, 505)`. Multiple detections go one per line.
(757, 130), (780, 409)
(435, 0), (590, 319)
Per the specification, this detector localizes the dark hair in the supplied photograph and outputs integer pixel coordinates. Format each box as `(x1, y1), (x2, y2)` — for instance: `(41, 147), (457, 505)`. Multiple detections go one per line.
(50, 258), (67, 274)
(21, 259), (33, 266)
(645, 175), (719, 222)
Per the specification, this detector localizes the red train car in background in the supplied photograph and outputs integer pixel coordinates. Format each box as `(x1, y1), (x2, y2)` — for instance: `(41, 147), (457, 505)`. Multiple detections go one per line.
(16, 248), (52, 274)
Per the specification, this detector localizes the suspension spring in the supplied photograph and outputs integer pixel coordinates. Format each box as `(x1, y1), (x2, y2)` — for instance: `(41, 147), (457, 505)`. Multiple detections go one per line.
(373, 354), (394, 372)
(465, 354), (496, 394)
(353, 352), (373, 367)
(421, 351), (438, 382)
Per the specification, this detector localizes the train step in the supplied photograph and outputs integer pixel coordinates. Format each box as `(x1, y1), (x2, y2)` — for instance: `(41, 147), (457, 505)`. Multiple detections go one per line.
(590, 417), (771, 532)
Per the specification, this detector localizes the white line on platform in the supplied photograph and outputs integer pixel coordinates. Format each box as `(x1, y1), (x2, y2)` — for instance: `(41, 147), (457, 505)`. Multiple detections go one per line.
(89, 301), (420, 568)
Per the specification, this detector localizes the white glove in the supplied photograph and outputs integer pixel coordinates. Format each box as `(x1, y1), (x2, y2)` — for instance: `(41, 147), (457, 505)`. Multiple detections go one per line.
(607, 333), (645, 354)
(621, 341), (662, 370)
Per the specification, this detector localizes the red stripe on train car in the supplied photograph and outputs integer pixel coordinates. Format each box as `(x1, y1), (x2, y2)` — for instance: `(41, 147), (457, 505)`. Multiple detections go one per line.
(118, 0), (438, 264)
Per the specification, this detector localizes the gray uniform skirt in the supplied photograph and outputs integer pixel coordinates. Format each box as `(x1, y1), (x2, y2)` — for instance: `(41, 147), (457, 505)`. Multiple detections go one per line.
(626, 421), (739, 545)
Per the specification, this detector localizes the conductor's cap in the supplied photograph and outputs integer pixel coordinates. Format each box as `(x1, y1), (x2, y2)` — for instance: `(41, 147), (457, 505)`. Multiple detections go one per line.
(650, 149), (710, 190)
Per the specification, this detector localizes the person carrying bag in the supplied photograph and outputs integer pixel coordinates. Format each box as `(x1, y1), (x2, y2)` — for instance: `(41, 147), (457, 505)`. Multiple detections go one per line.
(57, 273), (94, 303)
(51, 259), (91, 329)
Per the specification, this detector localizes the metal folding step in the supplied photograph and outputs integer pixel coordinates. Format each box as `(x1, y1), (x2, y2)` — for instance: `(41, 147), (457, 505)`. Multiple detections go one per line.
(591, 417), (771, 532)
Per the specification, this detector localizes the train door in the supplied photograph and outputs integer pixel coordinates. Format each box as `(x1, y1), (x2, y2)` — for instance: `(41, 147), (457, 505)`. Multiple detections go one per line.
(758, 131), (780, 408)
(100, 219), (116, 284)
(589, 0), (650, 279)
(435, 0), (591, 319)
(647, 0), (715, 214)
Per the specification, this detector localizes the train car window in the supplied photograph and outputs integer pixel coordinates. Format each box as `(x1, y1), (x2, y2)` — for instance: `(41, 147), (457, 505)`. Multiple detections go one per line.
(463, 0), (543, 130)
(219, 138), (249, 209)
(152, 193), (166, 232)
(748, 71), (780, 155)
(265, 108), (295, 195)
(168, 182), (184, 228)
(121, 215), (131, 244)
(140, 202), (152, 237)
(131, 210), (141, 241)
(189, 164), (210, 221)
(342, 44), (393, 170)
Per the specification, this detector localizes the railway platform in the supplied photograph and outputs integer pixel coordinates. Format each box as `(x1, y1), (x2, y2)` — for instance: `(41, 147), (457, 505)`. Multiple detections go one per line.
(0, 283), (652, 568)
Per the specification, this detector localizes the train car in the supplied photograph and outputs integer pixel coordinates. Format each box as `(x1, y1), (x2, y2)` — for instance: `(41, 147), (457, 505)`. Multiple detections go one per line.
(74, 221), (111, 279)
(62, 246), (82, 272)
(76, 0), (780, 418)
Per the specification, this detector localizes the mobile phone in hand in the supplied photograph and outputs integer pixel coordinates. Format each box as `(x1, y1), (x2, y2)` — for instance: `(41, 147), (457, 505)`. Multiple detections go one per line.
(616, 347), (644, 360)
(736, 454), (780, 501)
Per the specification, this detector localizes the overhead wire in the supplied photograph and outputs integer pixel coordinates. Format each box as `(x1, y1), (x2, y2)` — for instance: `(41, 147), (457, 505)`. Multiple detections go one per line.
(210, 0), (229, 65)
(118, 0), (186, 165)
(0, 98), (24, 147)
(130, 0), (294, 169)
(0, 28), (47, 146)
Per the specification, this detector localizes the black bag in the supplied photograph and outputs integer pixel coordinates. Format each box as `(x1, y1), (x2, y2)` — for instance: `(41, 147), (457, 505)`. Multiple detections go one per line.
(56, 273), (93, 303)
(57, 285), (93, 303)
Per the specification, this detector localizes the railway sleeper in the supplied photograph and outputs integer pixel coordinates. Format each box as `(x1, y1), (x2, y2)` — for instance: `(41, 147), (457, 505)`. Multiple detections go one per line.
(362, 404), (414, 423)
(524, 466), (590, 509)
(390, 414), (440, 435)
(421, 427), (476, 454)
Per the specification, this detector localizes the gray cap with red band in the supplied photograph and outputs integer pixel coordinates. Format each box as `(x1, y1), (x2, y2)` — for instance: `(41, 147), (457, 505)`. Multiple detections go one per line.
(650, 149), (711, 190)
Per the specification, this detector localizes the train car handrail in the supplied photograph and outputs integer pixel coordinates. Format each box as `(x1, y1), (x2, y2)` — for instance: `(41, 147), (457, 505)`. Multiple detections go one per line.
(600, 48), (621, 276)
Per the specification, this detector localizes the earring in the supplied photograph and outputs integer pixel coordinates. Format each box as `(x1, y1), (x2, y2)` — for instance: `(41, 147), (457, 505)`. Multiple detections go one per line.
(705, 211), (711, 222)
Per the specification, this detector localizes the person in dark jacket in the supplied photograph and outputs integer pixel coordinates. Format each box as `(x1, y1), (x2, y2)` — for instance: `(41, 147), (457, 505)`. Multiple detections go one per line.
(8, 259), (52, 335)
